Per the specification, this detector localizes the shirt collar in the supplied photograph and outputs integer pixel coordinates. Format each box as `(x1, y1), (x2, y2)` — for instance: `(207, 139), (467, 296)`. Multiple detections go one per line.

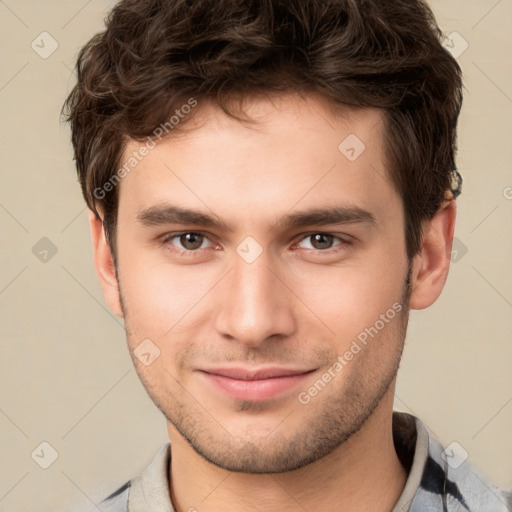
(125, 411), (511, 512)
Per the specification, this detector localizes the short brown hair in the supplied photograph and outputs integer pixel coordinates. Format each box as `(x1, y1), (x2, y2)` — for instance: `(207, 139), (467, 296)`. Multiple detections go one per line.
(62, 0), (463, 264)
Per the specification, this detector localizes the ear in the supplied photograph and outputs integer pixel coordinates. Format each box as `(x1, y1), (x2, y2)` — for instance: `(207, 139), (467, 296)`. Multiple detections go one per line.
(409, 198), (457, 310)
(88, 209), (124, 318)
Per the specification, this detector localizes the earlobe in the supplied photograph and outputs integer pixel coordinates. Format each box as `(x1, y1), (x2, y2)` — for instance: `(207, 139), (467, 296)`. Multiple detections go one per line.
(409, 199), (457, 310)
(88, 209), (124, 318)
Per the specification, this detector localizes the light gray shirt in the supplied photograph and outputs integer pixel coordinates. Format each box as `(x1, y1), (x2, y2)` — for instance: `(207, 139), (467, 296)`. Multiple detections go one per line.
(90, 412), (512, 511)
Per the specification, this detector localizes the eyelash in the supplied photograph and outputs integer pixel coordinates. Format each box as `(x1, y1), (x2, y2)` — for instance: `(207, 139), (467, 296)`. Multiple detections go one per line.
(160, 231), (353, 257)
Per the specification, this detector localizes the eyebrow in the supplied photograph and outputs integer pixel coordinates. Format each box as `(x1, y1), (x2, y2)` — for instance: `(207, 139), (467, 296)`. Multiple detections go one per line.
(136, 204), (378, 232)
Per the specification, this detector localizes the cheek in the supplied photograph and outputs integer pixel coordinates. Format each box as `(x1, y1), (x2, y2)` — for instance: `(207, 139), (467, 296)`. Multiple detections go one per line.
(287, 255), (405, 340)
(117, 246), (223, 350)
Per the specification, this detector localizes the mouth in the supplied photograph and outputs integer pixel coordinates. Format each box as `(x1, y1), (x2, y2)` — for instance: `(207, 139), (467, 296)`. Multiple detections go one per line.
(197, 366), (316, 402)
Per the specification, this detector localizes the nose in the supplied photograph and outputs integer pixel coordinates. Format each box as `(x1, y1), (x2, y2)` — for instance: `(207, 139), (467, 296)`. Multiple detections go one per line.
(213, 251), (297, 347)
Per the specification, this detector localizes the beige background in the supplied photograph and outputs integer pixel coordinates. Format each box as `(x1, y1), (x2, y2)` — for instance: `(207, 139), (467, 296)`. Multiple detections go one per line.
(0, 1), (511, 510)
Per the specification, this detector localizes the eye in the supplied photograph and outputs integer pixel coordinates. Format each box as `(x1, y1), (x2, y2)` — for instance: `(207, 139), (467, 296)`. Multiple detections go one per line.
(296, 233), (351, 251)
(162, 232), (213, 252)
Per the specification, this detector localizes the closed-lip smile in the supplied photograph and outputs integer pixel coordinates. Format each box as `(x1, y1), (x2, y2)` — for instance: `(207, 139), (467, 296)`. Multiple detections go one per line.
(197, 366), (316, 401)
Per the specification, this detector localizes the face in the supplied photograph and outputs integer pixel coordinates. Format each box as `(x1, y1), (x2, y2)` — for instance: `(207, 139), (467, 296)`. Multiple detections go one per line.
(113, 93), (412, 473)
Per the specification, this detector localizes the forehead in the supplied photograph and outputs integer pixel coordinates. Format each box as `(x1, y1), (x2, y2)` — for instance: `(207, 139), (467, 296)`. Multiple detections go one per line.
(117, 92), (400, 230)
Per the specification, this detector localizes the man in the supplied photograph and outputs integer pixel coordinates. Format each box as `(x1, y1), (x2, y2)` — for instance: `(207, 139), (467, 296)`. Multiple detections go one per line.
(63, 0), (511, 510)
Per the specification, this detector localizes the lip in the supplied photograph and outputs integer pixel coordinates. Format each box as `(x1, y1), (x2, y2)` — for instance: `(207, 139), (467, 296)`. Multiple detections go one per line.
(198, 367), (316, 401)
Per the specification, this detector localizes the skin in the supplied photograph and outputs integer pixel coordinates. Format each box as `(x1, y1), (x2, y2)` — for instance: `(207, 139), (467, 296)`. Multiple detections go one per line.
(89, 92), (456, 511)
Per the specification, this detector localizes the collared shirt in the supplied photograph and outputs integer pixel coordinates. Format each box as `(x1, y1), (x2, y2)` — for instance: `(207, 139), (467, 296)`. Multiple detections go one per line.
(95, 412), (511, 511)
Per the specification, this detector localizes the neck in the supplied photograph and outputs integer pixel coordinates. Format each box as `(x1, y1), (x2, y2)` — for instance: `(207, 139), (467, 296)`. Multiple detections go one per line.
(167, 387), (407, 512)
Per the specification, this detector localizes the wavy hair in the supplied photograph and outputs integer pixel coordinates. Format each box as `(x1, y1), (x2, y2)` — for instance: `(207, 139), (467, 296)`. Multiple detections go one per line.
(62, 0), (463, 262)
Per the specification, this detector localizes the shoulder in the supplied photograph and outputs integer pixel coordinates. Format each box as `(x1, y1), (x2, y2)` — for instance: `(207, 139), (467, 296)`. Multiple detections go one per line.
(414, 416), (511, 511)
(96, 441), (172, 511)
(98, 480), (131, 511)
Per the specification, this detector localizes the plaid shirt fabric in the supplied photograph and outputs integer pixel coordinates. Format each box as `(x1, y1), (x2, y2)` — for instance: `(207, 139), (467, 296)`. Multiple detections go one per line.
(95, 412), (511, 512)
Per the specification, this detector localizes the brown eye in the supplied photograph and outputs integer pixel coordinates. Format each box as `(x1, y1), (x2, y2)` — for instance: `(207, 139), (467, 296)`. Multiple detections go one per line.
(178, 233), (205, 250)
(162, 232), (212, 253)
(296, 233), (351, 253)
(310, 234), (336, 250)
